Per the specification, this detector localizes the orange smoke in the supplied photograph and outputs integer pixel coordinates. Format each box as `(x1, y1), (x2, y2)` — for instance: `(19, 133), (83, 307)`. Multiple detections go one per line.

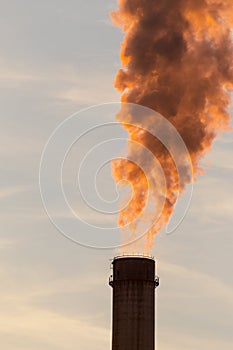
(111, 0), (233, 251)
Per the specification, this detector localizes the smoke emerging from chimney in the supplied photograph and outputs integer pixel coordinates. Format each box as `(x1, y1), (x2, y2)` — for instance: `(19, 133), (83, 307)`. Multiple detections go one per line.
(111, 0), (233, 251)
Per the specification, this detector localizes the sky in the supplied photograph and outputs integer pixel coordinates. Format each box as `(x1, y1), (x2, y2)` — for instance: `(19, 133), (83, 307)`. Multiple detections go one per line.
(1, 1), (233, 349)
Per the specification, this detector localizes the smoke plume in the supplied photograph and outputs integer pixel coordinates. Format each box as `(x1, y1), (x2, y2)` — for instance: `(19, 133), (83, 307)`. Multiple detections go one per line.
(111, 0), (233, 251)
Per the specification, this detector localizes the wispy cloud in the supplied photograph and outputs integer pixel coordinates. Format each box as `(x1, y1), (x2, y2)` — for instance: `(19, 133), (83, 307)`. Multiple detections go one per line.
(0, 185), (30, 199)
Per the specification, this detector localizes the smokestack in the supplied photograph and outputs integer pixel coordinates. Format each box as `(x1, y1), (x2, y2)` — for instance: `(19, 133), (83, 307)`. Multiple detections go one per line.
(109, 255), (159, 350)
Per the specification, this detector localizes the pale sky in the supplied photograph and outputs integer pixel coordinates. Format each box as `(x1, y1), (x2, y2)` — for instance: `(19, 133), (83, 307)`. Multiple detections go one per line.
(1, 1), (233, 349)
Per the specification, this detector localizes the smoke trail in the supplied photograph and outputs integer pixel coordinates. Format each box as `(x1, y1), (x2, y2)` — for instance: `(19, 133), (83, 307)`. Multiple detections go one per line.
(111, 0), (233, 251)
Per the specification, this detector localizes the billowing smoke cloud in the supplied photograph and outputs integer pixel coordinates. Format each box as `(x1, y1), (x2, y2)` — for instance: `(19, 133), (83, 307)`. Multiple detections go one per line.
(111, 0), (233, 251)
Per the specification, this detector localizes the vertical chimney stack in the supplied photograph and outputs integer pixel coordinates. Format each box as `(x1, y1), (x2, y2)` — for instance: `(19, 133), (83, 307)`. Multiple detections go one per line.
(109, 256), (159, 350)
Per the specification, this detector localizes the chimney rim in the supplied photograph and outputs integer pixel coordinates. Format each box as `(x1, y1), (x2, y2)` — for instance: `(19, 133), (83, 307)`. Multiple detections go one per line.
(112, 253), (155, 262)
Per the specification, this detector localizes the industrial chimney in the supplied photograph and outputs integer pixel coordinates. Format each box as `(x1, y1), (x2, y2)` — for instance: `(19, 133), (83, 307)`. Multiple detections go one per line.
(109, 255), (159, 350)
